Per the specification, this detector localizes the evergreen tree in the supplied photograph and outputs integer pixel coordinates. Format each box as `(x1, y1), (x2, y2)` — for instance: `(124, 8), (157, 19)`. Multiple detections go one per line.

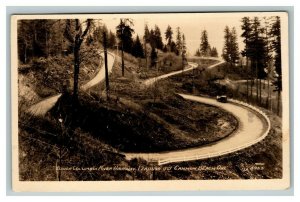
(170, 41), (177, 53)
(116, 19), (134, 53)
(18, 20), (34, 63)
(262, 16), (273, 109)
(92, 25), (109, 45)
(154, 25), (164, 50)
(249, 17), (268, 103)
(116, 18), (134, 76)
(210, 47), (218, 57)
(17, 19), (65, 61)
(222, 26), (239, 66)
(241, 17), (252, 101)
(150, 47), (158, 67)
(270, 16), (281, 114)
(175, 27), (182, 56)
(132, 35), (145, 58)
(107, 30), (116, 49)
(182, 34), (187, 69)
(200, 30), (210, 56)
(248, 17), (267, 75)
(222, 26), (231, 62)
(144, 24), (151, 43)
(207, 44), (212, 56)
(195, 49), (201, 57)
(241, 17), (252, 64)
(165, 25), (173, 51)
(149, 28), (156, 48)
(229, 27), (240, 64)
(92, 26), (102, 44)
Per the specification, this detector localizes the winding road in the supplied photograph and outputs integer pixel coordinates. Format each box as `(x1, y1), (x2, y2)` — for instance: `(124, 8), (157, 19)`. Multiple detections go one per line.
(27, 54), (270, 166)
(27, 51), (115, 116)
(125, 94), (270, 165)
(143, 58), (224, 86)
(124, 58), (271, 165)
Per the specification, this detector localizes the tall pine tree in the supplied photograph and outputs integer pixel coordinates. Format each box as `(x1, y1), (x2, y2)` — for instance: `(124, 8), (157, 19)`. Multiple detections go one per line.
(144, 24), (150, 43)
(229, 27), (240, 65)
(200, 30), (210, 57)
(116, 18), (134, 76)
(150, 47), (158, 67)
(270, 16), (281, 114)
(222, 26), (231, 62)
(182, 34), (187, 69)
(154, 25), (164, 50)
(241, 17), (252, 101)
(210, 47), (218, 57)
(222, 26), (239, 66)
(175, 27), (182, 56)
(165, 25), (173, 52)
(132, 35), (144, 58)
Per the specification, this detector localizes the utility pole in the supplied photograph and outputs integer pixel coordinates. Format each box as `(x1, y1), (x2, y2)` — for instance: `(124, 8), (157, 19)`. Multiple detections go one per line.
(121, 41), (125, 77)
(103, 31), (110, 100)
(144, 38), (148, 71)
(144, 19), (148, 71)
(120, 19), (125, 77)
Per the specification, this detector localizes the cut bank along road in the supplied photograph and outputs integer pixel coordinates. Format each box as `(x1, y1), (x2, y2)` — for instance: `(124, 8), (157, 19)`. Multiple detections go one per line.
(125, 58), (271, 165)
(28, 51), (115, 116)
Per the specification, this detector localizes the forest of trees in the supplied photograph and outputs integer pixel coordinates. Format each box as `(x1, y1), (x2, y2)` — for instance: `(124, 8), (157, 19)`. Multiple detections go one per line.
(194, 30), (218, 57)
(91, 25), (117, 49)
(222, 26), (239, 66)
(18, 19), (97, 102)
(116, 18), (134, 76)
(18, 16), (282, 114)
(18, 19), (66, 63)
(143, 24), (187, 67)
(240, 16), (282, 114)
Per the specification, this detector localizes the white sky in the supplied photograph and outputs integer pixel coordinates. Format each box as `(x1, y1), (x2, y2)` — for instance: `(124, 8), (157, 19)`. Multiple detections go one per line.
(91, 12), (283, 57)
(99, 13), (257, 56)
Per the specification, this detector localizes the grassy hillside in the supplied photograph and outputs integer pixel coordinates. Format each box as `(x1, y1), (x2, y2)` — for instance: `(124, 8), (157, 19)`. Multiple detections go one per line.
(18, 45), (102, 99)
(18, 50), (282, 180)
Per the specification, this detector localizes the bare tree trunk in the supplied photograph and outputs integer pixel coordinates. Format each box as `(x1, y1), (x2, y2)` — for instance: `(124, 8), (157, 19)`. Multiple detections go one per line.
(277, 79), (281, 115)
(103, 32), (110, 100)
(45, 31), (49, 57)
(34, 26), (37, 41)
(73, 45), (80, 101)
(144, 40), (147, 71)
(250, 69), (253, 103)
(121, 42), (125, 77)
(246, 57), (249, 102)
(60, 20), (64, 56)
(267, 76), (270, 109)
(61, 34), (64, 56)
(255, 60), (258, 103)
(24, 43), (27, 63)
(259, 78), (262, 105)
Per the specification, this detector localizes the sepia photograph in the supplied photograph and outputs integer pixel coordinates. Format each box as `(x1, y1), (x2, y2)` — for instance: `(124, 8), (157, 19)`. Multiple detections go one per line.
(11, 12), (290, 192)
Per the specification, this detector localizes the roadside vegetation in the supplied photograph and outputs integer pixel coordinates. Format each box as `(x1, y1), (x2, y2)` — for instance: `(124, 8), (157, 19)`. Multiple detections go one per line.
(157, 110), (282, 180)
(17, 16), (283, 181)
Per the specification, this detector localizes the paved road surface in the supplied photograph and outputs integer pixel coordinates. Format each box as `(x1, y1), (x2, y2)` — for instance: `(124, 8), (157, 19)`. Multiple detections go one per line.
(81, 52), (114, 90)
(27, 54), (270, 165)
(143, 58), (225, 86)
(124, 94), (269, 165)
(124, 57), (270, 165)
